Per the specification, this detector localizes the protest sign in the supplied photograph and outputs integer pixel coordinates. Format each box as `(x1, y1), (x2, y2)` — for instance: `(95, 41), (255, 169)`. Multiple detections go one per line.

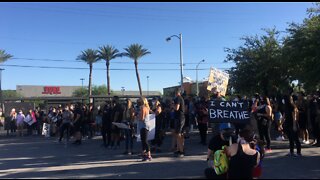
(42, 123), (50, 137)
(136, 114), (156, 142)
(207, 67), (229, 96)
(24, 115), (34, 126)
(209, 100), (250, 124)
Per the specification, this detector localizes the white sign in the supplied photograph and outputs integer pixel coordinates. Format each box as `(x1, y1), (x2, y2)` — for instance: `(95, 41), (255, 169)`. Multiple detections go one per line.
(112, 122), (130, 129)
(42, 123), (50, 137)
(207, 67), (229, 96)
(136, 114), (156, 142)
(24, 115), (34, 126)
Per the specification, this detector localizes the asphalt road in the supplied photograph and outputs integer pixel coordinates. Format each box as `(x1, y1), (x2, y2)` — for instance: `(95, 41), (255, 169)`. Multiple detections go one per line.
(0, 131), (320, 179)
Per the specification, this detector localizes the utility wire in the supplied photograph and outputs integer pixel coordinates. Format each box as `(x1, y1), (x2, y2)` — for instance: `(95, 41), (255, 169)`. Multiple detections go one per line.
(0, 64), (230, 71)
(11, 57), (231, 65)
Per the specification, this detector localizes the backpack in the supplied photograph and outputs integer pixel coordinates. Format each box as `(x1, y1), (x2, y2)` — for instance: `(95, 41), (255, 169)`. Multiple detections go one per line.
(213, 146), (229, 175)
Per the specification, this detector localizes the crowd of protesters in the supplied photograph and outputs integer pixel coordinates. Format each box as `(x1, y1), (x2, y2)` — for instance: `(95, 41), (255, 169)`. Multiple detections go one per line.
(1, 87), (320, 167)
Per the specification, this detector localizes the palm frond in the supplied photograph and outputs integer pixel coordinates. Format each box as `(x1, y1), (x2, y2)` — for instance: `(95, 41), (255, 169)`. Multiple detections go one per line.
(98, 45), (122, 62)
(0, 49), (13, 63)
(77, 49), (99, 65)
(123, 43), (151, 61)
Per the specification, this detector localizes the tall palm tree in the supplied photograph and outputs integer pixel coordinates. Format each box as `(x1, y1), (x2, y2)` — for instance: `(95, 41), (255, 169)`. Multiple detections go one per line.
(0, 49), (13, 63)
(77, 49), (99, 97)
(123, 44), (150, 96)
(98, 45), (122, 95)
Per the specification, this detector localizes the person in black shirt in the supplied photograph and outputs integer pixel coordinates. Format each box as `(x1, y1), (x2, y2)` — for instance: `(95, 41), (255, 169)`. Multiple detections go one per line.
(110, 96), (124, 149)
(204, 124), (236, 179)
(72, 103), (83, 145)
(101, 100), (113, 148)
(173, 88), (186, 158)
(281, 95), (302, 156)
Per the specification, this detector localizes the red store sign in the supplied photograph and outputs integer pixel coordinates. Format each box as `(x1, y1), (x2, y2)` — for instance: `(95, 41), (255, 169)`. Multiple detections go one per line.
(42, 86), (61, 95)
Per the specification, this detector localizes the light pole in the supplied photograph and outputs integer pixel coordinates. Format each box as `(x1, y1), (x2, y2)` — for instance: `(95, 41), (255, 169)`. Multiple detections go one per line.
(121, 87), (125, 96)
(0, 69), (4, 110)
(196, 59), (205, 96)
(166, 33), (184, 94)
(147, 76), (149, 96)
(80, 78), (84, 88)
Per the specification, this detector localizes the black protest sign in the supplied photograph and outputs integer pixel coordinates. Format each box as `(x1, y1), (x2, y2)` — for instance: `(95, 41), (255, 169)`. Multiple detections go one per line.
(208, 100), (250, 124)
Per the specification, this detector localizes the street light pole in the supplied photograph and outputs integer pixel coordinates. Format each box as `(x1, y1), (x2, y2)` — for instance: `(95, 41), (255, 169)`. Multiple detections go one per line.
(166, 33), (184, 94)
(80, 78), (84, 88)
(179, 34), (184, 94)
(121, 87), (125, 96)
(147, 76), (149, 96)
(196, 59), (205, 96)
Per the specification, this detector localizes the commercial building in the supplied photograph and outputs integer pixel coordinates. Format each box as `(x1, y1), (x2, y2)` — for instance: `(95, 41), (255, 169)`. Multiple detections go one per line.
(16, 85), (82, 98)
(163, 81), (209, 98)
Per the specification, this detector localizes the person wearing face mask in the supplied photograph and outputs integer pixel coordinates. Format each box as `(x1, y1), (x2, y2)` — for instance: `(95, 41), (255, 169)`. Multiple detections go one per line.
(16, 110), (25, 137)
(204, 123), (237, 179)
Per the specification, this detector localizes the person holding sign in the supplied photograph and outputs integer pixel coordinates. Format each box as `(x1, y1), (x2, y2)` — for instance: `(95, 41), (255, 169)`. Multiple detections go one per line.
(210, 87), (226, 137)
(137, 97), (152, 161)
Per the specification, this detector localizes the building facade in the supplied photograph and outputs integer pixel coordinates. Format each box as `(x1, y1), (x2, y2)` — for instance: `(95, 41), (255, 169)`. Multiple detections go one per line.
(16, 85), (82, 98)
(163, 81), (209, 98)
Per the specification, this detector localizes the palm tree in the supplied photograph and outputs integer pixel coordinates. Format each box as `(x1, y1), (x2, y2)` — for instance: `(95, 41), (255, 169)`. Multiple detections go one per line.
(123, 44), (150, 96)
(77, 49), (99, 97)
(0, 49), (13, 107)
(0, 49), (13, 63)
(98, 45), (122, 95)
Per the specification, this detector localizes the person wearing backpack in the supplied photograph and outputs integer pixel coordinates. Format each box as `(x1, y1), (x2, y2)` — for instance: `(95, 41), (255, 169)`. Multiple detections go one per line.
(226, 127), (261, 179)
(204, 123), (236, 179)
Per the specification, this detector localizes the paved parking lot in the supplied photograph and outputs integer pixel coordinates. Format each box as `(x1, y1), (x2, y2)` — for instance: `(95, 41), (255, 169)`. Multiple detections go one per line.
(0, 131), (320, 179)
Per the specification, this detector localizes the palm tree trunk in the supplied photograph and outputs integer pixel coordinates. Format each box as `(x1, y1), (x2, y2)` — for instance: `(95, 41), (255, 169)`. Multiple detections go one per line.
(106, 61), (110, 95)
(134, 60), (142, 96)
(89, 64), (93, 97)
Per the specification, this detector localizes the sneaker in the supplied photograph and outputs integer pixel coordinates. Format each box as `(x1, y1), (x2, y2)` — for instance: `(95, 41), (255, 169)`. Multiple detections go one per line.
(127, 152), (132, 155)
(276, 136), (283, 141)
(142, 155), (152, 162)
(174, 151), (180, 157)
(123, 151), (129, 155)
(178, 152), (185, 158)
(303, 140), (310, 145)
(265, 148), (272, 153)
(296, 153), (302, 157)
(302, 140), (306, 143)
(286, 153), (294, 157)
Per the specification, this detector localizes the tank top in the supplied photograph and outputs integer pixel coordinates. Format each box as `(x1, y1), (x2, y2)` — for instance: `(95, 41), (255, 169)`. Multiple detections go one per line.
(138, 106), (150, 130)
(228, 143), (258, 179)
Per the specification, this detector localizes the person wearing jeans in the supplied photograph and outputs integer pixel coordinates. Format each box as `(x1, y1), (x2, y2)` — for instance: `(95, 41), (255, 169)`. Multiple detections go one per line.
(123, 99), (135, 155)
(138, 97), (152, 161)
